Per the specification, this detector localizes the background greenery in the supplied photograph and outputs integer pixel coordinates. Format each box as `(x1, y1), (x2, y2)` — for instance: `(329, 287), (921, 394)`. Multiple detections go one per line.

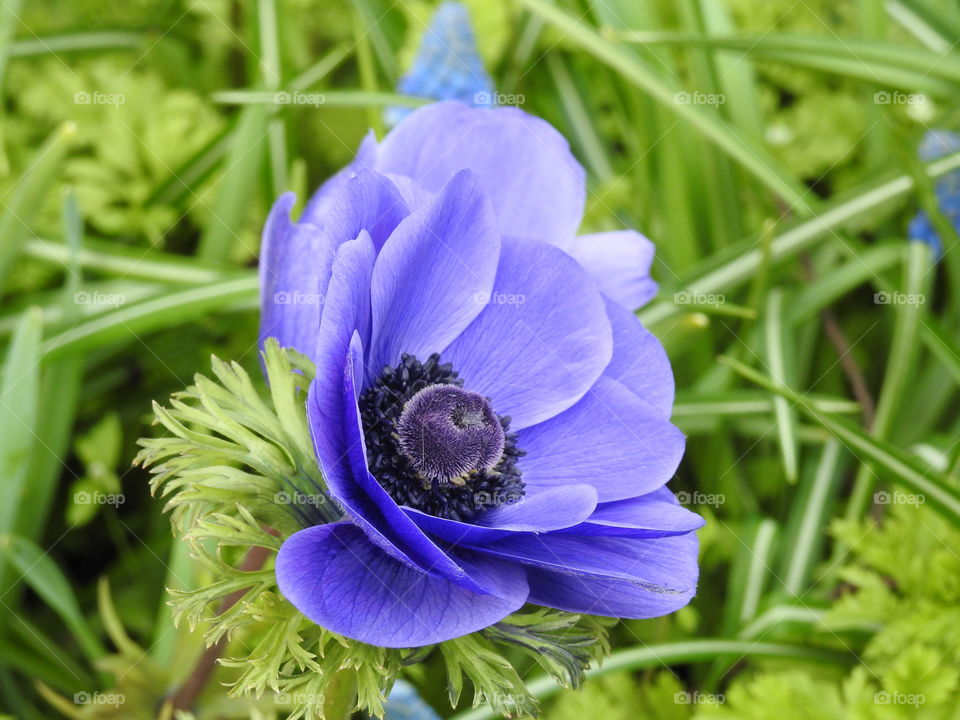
(1, 0), (959, 717)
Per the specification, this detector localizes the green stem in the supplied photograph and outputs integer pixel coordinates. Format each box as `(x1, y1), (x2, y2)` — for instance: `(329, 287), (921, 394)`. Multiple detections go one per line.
(323, 671), (357, 720)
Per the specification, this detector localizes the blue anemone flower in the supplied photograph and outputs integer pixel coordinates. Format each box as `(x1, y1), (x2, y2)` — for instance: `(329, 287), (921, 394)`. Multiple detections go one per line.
(261, 101), (701, 648)
(385, 2), (494, 128)
(908, 129), (960, 257)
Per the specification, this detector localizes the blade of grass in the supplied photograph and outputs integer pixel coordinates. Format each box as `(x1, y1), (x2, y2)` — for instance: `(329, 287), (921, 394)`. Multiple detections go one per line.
(210, 89), (428, 108)
(0, 0), (24, 91)
(705, 517), (778, 689)
(8, 32), (145, 57)
(673, 391), (861, 417)
(0, 307), (43, 598)
(847, 241), (933, 519)
(780, 440), (846, 596)
(24, 236), (238, 284)
(516, 0), (812, 214)
(612, 33), (960, 90)
(720, 355), (960, 524)
(921, 316), (960, 388)
(639, 148), (960, 326)
(0, 535), (105, 663)
(197, 106), (268, 263)
(546, 54), (614, 181)
(16, 191), (85, 539)
(765, 289), (799, 483)
(0, 122), (75, 292)
(40, 276), (258, 361)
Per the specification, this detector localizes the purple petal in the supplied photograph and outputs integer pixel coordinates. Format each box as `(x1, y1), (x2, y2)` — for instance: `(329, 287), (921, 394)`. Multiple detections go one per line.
(518, 376), (685, 502)
(559, 230), (658, 310)
(475, 532), (699, 618)
(403, 484), (598, 545)
(338, 336), (493, 593)
(300, 131), (377, 226)
(375, 101), (585, 245)
(322, 170), (410, 251)
(443, 237), (612, 429)
(259, 193), (333, 360)
(561, 487), (705, 538)
(276, 522), (529, 647)
(603, 297), (675, 419)
(368, 170), (501, 376)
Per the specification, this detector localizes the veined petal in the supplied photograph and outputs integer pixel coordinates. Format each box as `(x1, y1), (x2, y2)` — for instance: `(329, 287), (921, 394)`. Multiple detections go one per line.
(276, 522), (528, 648)
(338, 335), (494, 594)
(403, 484), (598, 545)
(322, 170), (410, 251)
(561, 487), (705, 538)
(559, 230), (658, 310)
(603, 297), (675, 418)
(375, 101), (585, 244)
(369, 170), (500, 377)
(259, 193), (333, 360)
(443, 236), (612, 429)
(475, 532), (699, 618)
(518, 376), (685, 502)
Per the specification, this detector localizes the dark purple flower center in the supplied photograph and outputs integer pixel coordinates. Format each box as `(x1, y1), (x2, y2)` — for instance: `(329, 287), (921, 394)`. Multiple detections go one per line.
(358, 353), (525, 521)
(396, 385), (505, 483)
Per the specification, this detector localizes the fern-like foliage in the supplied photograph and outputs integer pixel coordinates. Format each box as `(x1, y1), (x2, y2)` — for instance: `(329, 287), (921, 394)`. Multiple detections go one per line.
(136, 340), (608, 719)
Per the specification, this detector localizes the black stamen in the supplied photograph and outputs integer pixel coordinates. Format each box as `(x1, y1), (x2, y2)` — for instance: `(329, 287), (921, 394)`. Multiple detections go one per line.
(358, 353), (525, 521)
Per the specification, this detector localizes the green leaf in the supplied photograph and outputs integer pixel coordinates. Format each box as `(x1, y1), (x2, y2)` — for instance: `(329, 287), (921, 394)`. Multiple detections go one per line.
(720, 356), (960, 526)
(0, 535), (104, 662)
(764, 288), (799, 483)
(0, 122), (75, 293)
(0, 307), (43, 596)
(516, 0), (812, 214)
(197, 105), (269, 263)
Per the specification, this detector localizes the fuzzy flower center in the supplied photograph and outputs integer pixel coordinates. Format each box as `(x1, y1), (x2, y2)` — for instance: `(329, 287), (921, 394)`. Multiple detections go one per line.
(396, 385), (505, 484)
(358, 353), (525, 521)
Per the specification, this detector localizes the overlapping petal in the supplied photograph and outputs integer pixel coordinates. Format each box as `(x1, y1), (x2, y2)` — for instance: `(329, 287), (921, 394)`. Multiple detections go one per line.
(474, 532), (698, 618)
(368, 169), (501, 377)
(259, 193), (333, 359)
(375, 101), (585, 244)
(518, 376), (685, 502)
(443, 237), (612, 429)
(603, 297), (675, 419)
(560, 487), (705, 538)
(276, 522), (528, 648)
(559, 230), (657, 310)
(402, 484), (598, 545)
